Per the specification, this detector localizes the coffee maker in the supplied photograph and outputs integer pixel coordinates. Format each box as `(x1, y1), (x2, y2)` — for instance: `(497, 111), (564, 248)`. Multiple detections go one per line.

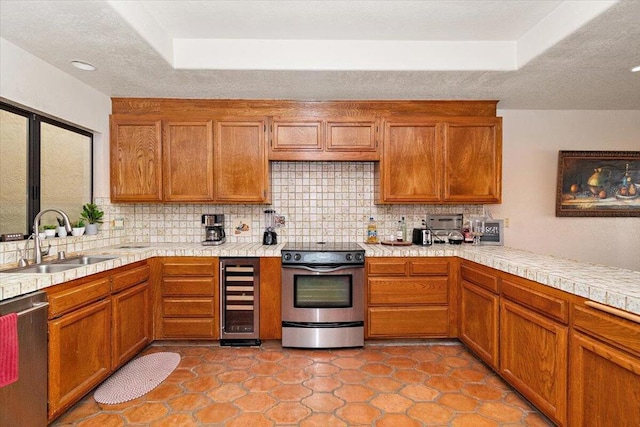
(202, 214), (226, 246)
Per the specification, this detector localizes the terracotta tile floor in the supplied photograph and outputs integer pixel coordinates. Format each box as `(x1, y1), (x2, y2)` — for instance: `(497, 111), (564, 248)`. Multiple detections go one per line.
(52, 341), (553, 426)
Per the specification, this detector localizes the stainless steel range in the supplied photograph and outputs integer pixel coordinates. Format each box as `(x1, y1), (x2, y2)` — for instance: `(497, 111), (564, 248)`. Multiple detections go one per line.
(281, 242), (365, 349)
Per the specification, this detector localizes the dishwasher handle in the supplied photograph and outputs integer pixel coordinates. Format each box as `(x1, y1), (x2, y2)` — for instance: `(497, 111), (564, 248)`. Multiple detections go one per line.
(16, 302), (49, 317)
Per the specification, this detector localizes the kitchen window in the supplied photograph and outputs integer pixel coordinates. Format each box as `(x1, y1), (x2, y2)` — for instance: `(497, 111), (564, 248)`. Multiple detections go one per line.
(0, 102), (93, 236)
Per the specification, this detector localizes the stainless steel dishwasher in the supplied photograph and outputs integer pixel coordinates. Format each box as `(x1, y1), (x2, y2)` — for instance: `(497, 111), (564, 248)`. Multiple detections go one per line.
(0, 291), (49, 427)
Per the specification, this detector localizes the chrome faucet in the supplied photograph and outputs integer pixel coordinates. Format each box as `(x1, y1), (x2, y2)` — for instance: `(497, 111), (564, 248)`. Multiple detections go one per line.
(32, 209), (72, 264)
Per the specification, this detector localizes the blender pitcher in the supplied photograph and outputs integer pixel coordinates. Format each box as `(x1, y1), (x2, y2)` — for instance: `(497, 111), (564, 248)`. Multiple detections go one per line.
(262, 209), (277, 245)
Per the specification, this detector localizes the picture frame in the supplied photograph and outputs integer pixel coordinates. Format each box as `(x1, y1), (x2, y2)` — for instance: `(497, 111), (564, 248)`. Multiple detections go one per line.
(480, 219), (504, 246)
(556, 151), (640, 217)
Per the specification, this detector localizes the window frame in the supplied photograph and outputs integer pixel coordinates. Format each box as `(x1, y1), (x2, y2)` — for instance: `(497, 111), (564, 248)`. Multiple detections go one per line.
(0, 101), (93, 236)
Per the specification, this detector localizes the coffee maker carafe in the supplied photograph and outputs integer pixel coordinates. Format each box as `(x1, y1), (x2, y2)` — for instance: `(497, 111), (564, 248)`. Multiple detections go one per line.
(202, 214), (226, 246)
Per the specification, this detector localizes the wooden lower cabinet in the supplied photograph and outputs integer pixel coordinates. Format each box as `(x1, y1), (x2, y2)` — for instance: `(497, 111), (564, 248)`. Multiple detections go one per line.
(156, 257), (218, 339)
(459, 280), (499, 369)
(366, 257), (453, 338)
(112, 282), (151, 369)
(48, 299), (111, 420)
(259, 257), (282, 339)
(500, 299), (567, 426)
(569, 331), (640, 426)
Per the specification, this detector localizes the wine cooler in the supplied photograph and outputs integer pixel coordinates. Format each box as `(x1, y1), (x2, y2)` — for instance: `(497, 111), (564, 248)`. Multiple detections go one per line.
(219, 258), (260, 346)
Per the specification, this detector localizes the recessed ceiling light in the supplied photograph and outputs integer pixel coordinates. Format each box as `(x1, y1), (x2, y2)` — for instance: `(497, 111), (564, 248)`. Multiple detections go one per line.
(71, 60), (96, 71)
(631, 65), (640, 73)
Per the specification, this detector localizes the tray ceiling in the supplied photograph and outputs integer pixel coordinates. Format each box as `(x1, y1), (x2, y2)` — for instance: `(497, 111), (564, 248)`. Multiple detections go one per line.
(1, 0), (639, 109)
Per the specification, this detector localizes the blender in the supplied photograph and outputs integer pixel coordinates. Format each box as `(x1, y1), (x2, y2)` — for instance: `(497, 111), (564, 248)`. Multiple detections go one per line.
(262, 209), (277, 245)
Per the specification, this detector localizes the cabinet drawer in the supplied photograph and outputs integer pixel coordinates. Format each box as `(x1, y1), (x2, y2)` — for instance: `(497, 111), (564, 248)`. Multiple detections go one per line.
(502, 277), (568, 324)
(163, 298), (214, 317)
(48, 278), (111, 318)
(573, 304), (640, 356)
(162, 318), (216, 338)
(368, 278), (448, 305)
(162, 259), (216, 276)
(112, 265), (149, 293)
(367, 260), (407, 276)
(409, 260), (449, 276)
(162, 277), (215, 296)
(368, 306), (449, 337)
(461, 263), (499, 293)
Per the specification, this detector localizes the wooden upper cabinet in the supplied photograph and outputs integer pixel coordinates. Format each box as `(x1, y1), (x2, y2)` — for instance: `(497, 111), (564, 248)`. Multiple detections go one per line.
(271, 118), (323, 152)
(110, 117), (162, 202)
(326, 119), (377, 152)
(215, 119), (270, 203)
(443, 117), (502, 203)
(379, 119), (442, 203)
(163, 121), (214, 202)
(269, 117), (379, 161)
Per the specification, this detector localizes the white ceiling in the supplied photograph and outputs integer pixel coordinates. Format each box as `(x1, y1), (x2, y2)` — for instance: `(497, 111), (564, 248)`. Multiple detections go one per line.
(1, 0), (639, 109)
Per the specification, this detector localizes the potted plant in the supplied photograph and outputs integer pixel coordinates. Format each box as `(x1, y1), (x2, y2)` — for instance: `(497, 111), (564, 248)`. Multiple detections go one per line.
(81, 203), (104, 235)
(56, 216), (68, 237)
(71, 219), (85, 237)
(42, 224), (57, 238)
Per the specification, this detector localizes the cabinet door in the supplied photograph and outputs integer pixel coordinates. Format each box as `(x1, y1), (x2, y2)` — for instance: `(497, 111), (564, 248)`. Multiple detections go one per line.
(459, 280), (499, 369)
(443, 117), (502, 203)
(500, 299), (567, 426)
(260, 257), (282, 339)
(380, 120), (442, 203)
(271, 118), (323, 152)
(326, 119), (378, 158)
(163, 121), (214, 202)
(110, 117), (162, 202)
(214, 119), (269, 203)
(569, 331), (640, 427)
(112, 282), (150, 369)
(48, 299), (111, 420)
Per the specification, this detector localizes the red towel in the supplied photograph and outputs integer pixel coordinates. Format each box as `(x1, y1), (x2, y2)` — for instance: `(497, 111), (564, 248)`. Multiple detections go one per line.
(0, 313), (19, 388)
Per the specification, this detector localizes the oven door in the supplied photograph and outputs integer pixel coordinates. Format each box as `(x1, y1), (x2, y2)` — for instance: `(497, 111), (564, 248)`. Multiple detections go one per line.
(281, 265), (364, 323)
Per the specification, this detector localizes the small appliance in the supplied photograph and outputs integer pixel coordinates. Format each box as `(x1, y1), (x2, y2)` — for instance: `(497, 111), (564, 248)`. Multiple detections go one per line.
(262, 209), (278, 245)
(202, 214), (226, 246)
(412, 228), (432, 246)
(425, 214), (463, 244)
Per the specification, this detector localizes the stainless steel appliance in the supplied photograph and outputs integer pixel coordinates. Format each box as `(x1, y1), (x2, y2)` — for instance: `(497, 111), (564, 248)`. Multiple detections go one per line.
(412, 228), (432, 246)
(281, 242), (365, 349)
(202, 214), (226, 246)
(220, 258), (260, 346)
(0, 291), (48, 427)
(425, 213), (463, 244)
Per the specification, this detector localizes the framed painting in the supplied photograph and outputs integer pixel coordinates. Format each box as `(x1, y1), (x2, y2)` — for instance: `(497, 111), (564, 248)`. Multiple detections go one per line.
(556, 151), (640, 217)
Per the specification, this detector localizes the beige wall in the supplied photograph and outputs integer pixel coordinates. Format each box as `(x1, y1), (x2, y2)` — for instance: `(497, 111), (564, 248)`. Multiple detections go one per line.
(493, 110), (640, 271)
(1, 38), (638, 271)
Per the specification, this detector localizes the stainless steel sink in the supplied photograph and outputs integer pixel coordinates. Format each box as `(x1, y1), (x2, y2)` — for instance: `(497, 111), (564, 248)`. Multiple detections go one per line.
(1, 264), (83, 274)
(0, 254), (117, 274)
(58, 255), (117, 265)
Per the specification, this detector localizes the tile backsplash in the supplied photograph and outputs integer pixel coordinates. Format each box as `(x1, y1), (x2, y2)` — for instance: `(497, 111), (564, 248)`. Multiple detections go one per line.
(0, 162), (483, 264)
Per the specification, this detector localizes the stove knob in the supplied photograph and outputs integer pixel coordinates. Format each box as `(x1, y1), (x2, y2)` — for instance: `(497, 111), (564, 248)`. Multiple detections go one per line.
(283, 253), (292, 261)
(293, 253), (302, 261)
(345, 253), (353, 261)
(355, 253), (364, 262)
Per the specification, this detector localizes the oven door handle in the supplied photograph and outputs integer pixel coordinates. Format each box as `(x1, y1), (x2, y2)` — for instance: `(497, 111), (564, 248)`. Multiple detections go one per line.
(282, 265), (361, 273)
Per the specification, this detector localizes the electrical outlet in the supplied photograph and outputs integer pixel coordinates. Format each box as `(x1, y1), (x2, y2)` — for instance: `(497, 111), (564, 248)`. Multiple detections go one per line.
(504, 218), (510, 228)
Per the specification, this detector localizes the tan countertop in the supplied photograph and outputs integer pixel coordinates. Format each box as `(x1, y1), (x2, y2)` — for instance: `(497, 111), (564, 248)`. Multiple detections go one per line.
(1, 242), (639, 316)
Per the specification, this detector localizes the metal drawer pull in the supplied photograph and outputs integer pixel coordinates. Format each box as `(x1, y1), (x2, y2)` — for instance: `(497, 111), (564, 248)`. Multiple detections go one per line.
(585, 301), (640, 324)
